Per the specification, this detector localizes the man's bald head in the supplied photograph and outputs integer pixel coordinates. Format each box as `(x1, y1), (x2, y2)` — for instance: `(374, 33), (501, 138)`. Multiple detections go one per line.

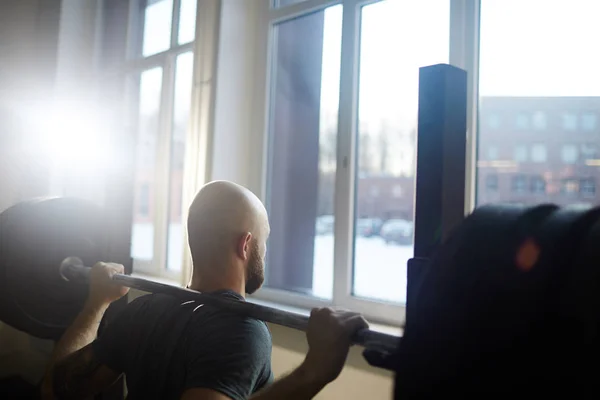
(187, 181), (269, 294)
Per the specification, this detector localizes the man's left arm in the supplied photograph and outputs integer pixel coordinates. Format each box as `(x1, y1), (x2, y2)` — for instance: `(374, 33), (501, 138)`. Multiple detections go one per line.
(41, 262), (129, 400)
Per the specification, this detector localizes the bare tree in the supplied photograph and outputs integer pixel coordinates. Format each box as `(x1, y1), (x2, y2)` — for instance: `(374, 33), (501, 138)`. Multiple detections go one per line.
(358, 131), (374, 175)
(377, 123), (390, 174)
(319, 126), (337, 171)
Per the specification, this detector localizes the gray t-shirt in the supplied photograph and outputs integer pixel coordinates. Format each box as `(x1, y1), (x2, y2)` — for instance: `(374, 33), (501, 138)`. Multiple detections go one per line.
(93, 291), (273, 400)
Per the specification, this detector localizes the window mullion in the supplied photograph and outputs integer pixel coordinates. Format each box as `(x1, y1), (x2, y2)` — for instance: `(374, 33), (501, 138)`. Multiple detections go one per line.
(449, 0), (480, 214)
(332, 0), (360, 306)
(171, 0), (182, 48)
(126, 0), (144, 59)
(153, 55), (176, 275)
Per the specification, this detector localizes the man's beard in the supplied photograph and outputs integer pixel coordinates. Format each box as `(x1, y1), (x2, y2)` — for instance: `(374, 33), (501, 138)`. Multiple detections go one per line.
(246, 239), (265, 295)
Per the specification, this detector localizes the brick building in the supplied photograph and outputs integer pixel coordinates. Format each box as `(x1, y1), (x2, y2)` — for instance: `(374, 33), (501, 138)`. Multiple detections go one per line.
(320, 96), (600, 222)
(477, 97), (600, 207)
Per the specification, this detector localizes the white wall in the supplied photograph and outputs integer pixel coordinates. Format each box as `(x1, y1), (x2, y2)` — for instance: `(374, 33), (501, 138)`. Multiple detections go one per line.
(211, 0), (268, 196)
(269, 323), (394, 399)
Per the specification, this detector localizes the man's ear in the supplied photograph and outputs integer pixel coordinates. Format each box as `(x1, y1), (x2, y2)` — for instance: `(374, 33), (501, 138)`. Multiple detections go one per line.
(236, 232), (253, 261)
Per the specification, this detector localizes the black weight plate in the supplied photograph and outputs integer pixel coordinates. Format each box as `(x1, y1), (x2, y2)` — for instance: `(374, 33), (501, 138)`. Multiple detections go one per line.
(521, 206), (600, 296)
(557, 214), (600, 397)
(0, 197), (109, 339)
(395, 203), (558, 398)
(408, 203), (558, 320)
(501, 206), (600, 396)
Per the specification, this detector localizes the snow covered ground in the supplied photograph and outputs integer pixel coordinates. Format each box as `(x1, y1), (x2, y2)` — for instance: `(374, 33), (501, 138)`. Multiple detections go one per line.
(131, 224), (410, 304)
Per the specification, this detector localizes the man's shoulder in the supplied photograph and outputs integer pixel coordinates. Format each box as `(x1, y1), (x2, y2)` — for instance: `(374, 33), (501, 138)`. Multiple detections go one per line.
(126, 293), (272, 346)
(123, 292), (173, 307)
(193, 310), (272, 342)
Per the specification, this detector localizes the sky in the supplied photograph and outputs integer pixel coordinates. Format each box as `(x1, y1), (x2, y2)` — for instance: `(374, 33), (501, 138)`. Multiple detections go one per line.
(479, 0), (600, 97)
(321, 0), (600, 127)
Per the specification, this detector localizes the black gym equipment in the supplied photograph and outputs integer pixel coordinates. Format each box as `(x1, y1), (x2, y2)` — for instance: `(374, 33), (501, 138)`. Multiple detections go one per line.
(392, 64), (600, 398)
(0, 197), (109, 340)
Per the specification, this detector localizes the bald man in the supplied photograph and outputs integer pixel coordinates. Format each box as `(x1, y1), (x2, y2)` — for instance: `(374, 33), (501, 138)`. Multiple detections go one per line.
(42, 181), (368, 400)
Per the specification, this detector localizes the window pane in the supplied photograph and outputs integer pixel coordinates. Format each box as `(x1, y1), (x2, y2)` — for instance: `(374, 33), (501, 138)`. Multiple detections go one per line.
(266, 6), (342, 299)
(353, 0), (450, 303)
(178, 0), (197, 44)
(514, 145), (527, 162)
(167, 52), (194, 271)
(131, 67), (164, 261)
(531, 144), (547, 163)
(477, 0), (600, 208)
(582, 114), (597, 131)
(563, 113), (577, 131)
(142, 0), (174, 57)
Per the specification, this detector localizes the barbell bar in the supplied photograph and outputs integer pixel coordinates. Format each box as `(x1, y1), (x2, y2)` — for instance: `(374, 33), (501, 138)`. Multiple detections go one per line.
(59, 257), (400, 351)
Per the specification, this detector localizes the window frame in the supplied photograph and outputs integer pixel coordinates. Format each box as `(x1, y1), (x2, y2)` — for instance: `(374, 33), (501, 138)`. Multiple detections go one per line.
(126, 0), (199, 280)
(253, 0), (480, 325)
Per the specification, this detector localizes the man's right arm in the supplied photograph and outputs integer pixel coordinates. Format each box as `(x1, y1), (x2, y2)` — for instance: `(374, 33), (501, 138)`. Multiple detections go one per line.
(181, 308), (368, 400)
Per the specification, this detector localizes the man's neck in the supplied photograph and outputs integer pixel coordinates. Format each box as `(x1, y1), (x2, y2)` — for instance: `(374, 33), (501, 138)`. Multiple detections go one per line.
(188, 270), (246, 298)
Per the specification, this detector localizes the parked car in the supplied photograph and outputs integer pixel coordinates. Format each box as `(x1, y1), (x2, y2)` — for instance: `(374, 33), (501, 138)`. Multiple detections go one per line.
(380, 219), (413, 245)
(356, 218), (383, 237)
(315, 215), (335, 235)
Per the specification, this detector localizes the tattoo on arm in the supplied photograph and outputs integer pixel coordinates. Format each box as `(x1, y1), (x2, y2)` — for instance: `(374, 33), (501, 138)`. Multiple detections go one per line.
(52, 344), (104, 399)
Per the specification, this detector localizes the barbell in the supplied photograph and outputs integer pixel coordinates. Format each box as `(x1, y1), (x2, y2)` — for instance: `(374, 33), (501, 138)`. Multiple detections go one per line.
(0, 197), (398, 352)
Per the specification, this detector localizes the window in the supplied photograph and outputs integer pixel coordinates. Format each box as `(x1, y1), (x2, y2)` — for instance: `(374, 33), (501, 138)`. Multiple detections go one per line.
(260, 0), (600, 322)
(581, 144), (598, 160)
(130, 67), (163, 263)
(511, 175), (527, 194)
(140, 0), (174, 57)
(354, 0), (448, 305)
(530, 176), (546, 194)
(582, 113), (597, 131)
(263, 0), (449, 321)
(369, 186), (380, 198)
(167, 52), (194, 271)
(580, 178), (596, 198)
(266, 5), (342, 300)
(487, 145), (499, 161)
(488, 114), (500, 129)
(129, 0), (197, 277)
(485, 175), (498, 192)
(561, 144), (579, 164)
(531, 144), (547, 163)
(178, 0), (198, 44)
(477, 0), (600, 211)
(562, 178), (579, 197)
(139, 183), (150, 216)
(513, 145), (527, 162)
(516, 113), (529, 130)
(532, 111), (547, 130)
(563, 113), (577, 131)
